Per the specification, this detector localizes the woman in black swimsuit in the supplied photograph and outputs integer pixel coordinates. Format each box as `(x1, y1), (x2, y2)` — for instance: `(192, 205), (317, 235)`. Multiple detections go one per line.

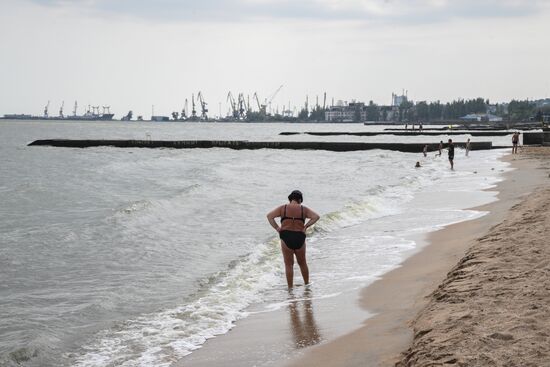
(267, 190), (320, 288)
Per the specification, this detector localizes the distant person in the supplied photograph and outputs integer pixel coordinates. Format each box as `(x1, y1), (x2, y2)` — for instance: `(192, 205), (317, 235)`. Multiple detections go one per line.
(405, 123), (408, 130)
(448, 139), (455, 170)
(465, 138), (471, 156)
(438, 140), (443, 156)
(415, 161), (421, 168)
(267, 190), (320, 289)
(512, 132), (519, 154)
(419, 123), (423, 132)
(423, 144), (428, 157)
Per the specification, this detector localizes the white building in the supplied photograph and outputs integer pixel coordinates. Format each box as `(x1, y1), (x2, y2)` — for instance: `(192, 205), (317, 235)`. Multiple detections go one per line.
(325, 102), (366, 122)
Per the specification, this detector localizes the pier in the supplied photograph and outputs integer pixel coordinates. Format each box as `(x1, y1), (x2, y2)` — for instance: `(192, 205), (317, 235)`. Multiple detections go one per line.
(28, 139), (493, 152)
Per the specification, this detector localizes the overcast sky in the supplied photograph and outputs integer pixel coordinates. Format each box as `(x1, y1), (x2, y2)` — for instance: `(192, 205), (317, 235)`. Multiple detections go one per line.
(1, 0), (549, 117)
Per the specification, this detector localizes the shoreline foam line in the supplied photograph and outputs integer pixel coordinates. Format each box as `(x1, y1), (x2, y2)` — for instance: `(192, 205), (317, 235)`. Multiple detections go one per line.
(27, 139), (493, 152)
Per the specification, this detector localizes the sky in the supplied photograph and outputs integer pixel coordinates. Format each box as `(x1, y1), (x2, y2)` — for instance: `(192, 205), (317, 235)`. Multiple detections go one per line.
(1, 0), (549, 118)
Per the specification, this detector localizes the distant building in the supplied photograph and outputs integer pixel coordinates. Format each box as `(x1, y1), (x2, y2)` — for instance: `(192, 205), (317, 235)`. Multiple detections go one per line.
(392, 92), (408, 107)
(325, 102), (366, 122)
(460, 113), (503, 122)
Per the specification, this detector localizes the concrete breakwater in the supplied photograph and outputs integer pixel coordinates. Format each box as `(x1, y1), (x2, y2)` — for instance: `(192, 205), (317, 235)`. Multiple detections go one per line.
(522, 131), (550, 145)
(28, 139), (493, 152)
(280, 131), (512, 137)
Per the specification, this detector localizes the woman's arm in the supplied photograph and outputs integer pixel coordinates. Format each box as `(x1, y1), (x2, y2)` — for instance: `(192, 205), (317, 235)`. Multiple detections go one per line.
(266, 206), (282, 232)
(304, 207), (320, 231)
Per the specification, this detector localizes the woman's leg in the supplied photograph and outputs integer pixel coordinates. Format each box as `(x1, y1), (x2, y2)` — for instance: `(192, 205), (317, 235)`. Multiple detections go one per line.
(295, 244), (309, 285)
(281, 242), (295, 288)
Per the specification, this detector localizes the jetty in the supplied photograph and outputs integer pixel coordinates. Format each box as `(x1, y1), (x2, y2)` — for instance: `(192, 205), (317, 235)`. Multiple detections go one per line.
(279, 131), (513, 137)
(28, 139), (493, 152)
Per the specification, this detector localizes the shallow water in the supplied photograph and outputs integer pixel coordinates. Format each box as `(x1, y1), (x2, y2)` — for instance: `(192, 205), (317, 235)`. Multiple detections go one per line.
(0, 120), (510, 366)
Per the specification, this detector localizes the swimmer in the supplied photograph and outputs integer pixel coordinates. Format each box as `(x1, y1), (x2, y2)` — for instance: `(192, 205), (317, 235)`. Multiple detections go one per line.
(415, 161), (421, 168)
(267, 190), (320, 288)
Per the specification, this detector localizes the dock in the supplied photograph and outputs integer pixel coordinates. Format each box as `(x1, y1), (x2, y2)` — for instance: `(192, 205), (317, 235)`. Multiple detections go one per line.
(28, 139), (493, 152)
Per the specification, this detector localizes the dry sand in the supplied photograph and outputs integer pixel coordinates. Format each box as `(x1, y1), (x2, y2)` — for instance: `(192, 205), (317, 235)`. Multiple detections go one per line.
(289, 147), (550, 367)
(397, 148), (550, 366)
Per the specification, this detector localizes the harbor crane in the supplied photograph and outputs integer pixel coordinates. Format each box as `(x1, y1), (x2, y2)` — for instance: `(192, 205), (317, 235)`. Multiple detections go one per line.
(182, 99), (188, 119)
(238, 93), (247, 119)
(73, 101), (78, 116)
(266, 84), (283, 115)
(59, 101), (64, 118)
(253, 92), (262, 111)
(191, 94), (197, 119)
(44, 101), (50, 118)
(197, 91), (208, 120)
(227, 92), (238, 118)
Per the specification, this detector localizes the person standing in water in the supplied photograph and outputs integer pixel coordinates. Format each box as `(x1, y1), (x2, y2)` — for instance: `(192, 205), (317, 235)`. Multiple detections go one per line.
(512, 132), (519, 154)
(267, 190), (320, 288)
(423, 144), (428, 157)
(465, 138), (471, 157)
(448, 139), (455, 170)
(438, 140), (443, 156)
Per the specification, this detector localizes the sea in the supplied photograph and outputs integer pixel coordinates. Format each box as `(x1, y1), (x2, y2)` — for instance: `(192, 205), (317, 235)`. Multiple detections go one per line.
(0, 120), (513, 367)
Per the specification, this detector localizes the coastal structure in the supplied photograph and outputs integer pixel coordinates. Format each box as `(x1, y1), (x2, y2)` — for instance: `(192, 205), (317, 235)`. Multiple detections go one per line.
(460, 113), (503, 122)
(2, 101), (114, 121)
(325, 101), (366, 122)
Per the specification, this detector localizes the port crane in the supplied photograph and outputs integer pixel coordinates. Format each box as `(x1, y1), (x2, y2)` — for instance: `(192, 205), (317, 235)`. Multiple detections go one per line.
(191, 94), (197, 119)
(73, 101), (78, 116)
(44, 101), (50, 118)
(238, 93), (247, 119)
(182, 99), (188, 119)
(59, 101), (64, 118)
(253, 92), (263, 113)
(227, 92), (238, 118)
(197, 92), (208, 120)
(266, 84), (283, 115)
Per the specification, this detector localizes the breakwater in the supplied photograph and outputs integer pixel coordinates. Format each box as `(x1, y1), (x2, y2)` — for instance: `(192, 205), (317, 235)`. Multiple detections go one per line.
(28, 139), (493, 152)
(522, 131), (550, 145)
(280, 131), (512, 137)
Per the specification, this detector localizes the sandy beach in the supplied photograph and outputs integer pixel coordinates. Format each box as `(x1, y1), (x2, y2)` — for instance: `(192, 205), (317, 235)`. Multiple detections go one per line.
(288, 147), (550, 367)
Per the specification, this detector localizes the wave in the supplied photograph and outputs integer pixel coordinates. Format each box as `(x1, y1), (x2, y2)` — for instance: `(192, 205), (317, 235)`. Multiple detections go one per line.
(72, 179), (420, 366)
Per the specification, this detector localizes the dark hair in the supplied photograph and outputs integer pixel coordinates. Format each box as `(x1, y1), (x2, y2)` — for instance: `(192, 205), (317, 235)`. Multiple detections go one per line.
(288, 190), (303, 203)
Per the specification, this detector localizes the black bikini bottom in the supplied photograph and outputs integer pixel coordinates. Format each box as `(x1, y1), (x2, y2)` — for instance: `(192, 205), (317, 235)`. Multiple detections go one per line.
(280, 230), (306, 250)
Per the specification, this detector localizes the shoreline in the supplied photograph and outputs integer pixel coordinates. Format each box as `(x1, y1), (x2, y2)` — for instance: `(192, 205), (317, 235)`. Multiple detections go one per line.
(175, 150), (519, 367)
(286, 149), (549, 366)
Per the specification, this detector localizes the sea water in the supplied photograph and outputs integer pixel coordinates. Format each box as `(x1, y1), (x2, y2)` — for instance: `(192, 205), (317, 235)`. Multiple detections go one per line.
(0, 121), (511, 366)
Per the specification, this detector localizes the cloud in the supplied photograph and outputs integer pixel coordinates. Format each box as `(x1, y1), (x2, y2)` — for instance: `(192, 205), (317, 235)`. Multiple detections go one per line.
(27, 0), (550, 24)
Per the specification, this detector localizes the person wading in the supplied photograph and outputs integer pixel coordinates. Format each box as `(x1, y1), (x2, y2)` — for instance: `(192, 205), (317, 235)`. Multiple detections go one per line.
(448, 139), (455, 170)
(267, 190), (320, 288)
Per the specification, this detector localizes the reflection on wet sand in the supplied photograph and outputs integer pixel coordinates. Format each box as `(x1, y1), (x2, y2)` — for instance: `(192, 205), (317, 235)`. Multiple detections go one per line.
(288, 288), (322, 348)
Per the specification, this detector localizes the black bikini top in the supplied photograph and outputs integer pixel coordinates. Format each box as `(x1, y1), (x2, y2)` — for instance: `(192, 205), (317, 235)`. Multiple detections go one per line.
(281, 205), (305, 223)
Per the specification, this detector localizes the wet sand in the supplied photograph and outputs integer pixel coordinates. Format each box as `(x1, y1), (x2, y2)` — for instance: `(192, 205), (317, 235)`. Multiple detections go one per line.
(287, 147), (550, 367)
